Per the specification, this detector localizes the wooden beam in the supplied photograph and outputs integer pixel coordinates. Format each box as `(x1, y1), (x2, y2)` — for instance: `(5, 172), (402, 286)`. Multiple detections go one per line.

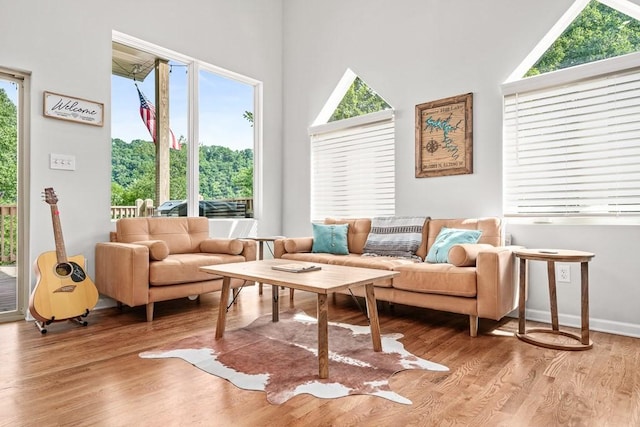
(155, 58), (170, 206)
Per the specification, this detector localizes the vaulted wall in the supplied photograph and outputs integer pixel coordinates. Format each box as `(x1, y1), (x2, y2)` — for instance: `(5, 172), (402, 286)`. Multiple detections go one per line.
(281, 0), (640, 336)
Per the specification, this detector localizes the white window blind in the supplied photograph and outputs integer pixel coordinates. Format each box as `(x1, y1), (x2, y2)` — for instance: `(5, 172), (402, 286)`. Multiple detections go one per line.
(309, 110), (395, 220)
(503, 67), (640, 217)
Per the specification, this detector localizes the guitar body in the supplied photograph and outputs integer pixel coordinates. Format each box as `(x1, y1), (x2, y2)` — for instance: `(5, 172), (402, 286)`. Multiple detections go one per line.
(29, 251), (99, 323)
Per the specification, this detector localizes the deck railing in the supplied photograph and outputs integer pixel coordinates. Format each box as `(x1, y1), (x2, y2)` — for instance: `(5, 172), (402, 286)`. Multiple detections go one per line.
(0, 205), (17, 264)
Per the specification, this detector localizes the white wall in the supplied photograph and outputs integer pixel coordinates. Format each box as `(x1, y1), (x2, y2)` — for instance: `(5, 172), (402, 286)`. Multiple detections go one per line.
(0, 0), (283, 302)
(281, 0), (640, 337)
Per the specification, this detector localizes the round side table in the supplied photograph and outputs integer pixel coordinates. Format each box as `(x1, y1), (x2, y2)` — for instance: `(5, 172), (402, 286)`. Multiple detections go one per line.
(514, 248), (595, 351)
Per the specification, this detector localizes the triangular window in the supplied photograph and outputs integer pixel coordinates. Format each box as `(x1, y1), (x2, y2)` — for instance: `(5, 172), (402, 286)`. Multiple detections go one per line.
(526, 0), (640, 77)
(312, 69), (392, 126)
(329, 76), (391, 122)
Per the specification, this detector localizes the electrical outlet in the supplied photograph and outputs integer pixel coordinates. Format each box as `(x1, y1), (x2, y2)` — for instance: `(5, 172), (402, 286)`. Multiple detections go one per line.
(556, 263), (571, 283)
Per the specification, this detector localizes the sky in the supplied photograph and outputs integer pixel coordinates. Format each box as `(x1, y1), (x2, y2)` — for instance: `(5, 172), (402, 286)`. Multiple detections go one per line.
(0, 65), (254, 152)
(112, 63), (254, 151)
(0, 80), (17, 105)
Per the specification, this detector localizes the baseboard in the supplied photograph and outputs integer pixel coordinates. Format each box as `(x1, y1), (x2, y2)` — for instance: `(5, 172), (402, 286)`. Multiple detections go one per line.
(512, 308), (640, 339)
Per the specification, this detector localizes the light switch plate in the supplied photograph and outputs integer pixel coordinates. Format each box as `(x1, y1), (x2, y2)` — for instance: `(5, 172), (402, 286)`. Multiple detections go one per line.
(50, 153), (76, 171)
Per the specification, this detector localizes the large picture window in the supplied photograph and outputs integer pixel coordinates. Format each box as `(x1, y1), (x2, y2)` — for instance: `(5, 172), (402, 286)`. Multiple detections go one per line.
(111, 32), (260, 220)
(309, 110), (395, 220)
(503, 53), (640, 217)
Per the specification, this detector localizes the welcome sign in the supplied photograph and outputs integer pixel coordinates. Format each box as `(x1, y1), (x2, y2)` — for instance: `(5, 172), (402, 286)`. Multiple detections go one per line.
(43, 91), (104, 127)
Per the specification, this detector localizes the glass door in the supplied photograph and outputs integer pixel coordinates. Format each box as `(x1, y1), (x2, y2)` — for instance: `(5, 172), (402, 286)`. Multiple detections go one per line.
(0, 71), (26, 322)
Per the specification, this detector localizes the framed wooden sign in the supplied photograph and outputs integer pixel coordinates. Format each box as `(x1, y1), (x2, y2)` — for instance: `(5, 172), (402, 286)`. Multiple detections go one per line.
(43, 91), (104, 127)
(415, 93), (472, 178)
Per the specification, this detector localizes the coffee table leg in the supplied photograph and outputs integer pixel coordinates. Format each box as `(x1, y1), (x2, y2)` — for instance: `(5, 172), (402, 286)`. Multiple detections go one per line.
(518, 258), (527, 335)
(272, 284), (279, 322)
(364, 284), (382, 352)
(317, 293), (329, 379)
(216, 276), (231, 339)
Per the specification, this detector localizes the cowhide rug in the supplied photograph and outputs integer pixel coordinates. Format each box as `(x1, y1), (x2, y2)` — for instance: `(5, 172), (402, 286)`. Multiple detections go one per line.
(140, 310), (448, 404)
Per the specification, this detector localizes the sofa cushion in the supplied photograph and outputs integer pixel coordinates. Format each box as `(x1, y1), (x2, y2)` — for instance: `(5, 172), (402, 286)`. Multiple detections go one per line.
(132, 240), (170, 261)
(362, 216), (427, 259)
(422, 218), (502, 259)
(312, 223), (349, 255)
(200, 238), (243, 255)
(324, 218), (371, 254)
(279, 252), (403, 288)
(426, 228), (482, 263)
(392, 263), (478, 297)
(149, 253), (246, 286)
(448, 243), (495, 267)
(280, 252), (355, 265)
(116, 217), (210, 254)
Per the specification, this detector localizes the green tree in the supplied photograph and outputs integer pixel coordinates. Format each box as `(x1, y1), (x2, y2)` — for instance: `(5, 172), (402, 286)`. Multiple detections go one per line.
(111, 138), (254, 205)
(0, 88), (17, 203)
(329, 77), (391, 122)
(169, 136), (188, 200)
(527, 0), (640, 76)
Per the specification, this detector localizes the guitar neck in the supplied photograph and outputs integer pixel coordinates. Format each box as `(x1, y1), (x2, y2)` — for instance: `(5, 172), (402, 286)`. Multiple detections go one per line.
(50, 203), (68, 264)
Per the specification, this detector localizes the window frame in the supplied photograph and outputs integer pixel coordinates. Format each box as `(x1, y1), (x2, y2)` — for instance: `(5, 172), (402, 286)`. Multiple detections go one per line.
(111, 31), (263, 220)
(502, 51), (640, 225)
(308, 109), (395, 221)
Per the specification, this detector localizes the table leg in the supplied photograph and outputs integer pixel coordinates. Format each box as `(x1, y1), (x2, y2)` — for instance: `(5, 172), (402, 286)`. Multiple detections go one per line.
(518, 258), (527, 335)
(317, 293), (329, 379)
(581, 261), (590, 345)
(215, 276), (231, 339)
(272, 283), (279, 322)
(258, 241), (264, 295)
(364, 284), (382, 352)
(547, 261), (559, 331)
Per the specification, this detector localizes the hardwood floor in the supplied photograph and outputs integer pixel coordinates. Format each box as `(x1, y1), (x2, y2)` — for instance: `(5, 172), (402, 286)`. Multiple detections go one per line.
(1, 285), (638, 427)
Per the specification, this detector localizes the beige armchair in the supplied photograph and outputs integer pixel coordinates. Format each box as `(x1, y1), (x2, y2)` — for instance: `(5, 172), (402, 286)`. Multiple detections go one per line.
(95, 217), (256, 321)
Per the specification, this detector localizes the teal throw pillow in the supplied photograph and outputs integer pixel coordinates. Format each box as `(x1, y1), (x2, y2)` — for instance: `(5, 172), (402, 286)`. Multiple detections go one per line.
(426, 227), (482, 263)
(312, 223), (349, 255)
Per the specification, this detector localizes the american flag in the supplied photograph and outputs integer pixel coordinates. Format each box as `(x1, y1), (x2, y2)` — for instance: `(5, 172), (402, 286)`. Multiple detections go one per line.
(136, 84), (180, 150)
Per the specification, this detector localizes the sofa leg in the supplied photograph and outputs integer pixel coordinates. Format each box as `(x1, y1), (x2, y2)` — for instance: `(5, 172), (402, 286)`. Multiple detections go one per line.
(469, 315), (478, 337)
(146, 302), (154, 322)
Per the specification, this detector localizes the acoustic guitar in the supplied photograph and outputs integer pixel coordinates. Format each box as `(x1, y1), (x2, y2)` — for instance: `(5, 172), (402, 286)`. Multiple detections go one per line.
(29, 188), (99, 326)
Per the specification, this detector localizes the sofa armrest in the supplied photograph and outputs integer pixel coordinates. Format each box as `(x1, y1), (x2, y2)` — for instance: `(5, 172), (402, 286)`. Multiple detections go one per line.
(476, 245), (524, 320)
(274, 237), (313, 258)
(238, 239), (257, 261)
(95, 242), (151, 307)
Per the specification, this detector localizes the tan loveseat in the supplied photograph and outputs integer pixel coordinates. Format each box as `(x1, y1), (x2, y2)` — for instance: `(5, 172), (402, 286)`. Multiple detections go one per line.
(274, 217), (521, 336)
(95, 217), (256, 321)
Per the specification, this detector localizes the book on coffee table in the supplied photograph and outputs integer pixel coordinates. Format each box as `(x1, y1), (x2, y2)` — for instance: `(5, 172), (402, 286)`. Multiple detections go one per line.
(271, 263), (322, 273)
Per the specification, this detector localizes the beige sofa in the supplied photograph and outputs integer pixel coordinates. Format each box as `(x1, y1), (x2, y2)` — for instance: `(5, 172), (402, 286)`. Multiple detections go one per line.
(274, 217), (521, 336)
(95, 217), (256, 321)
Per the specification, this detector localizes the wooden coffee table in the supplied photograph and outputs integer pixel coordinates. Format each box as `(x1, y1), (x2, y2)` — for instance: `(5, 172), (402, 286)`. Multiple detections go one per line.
(200, 259), (399, 379)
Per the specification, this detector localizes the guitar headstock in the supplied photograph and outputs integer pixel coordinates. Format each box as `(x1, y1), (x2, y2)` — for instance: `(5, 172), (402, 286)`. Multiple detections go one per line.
(43, 187), (58, 205)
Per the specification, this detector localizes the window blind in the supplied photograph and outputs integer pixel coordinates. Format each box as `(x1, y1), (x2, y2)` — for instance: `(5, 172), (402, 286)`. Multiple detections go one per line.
(503, 68), (640, 217)
(309, 110), (395, 220)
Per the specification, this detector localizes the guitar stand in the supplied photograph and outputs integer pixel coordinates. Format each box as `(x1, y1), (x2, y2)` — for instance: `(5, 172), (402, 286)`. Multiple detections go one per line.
(34, 309), (91, 334)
